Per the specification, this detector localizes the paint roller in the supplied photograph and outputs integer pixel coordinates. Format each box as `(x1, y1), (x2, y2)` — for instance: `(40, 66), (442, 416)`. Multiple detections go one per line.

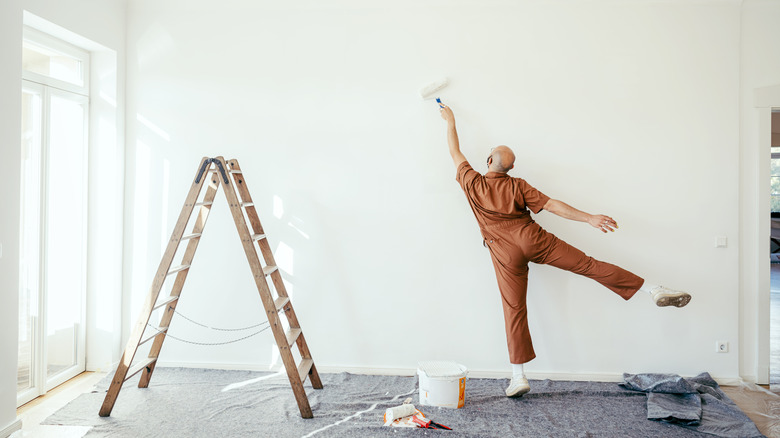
(383, 397), (416, 425)
(420, 77), (449, 108)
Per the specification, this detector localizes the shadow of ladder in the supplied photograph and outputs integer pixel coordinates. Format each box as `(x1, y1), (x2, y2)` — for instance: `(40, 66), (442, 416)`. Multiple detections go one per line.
(98, 156), (323, 418)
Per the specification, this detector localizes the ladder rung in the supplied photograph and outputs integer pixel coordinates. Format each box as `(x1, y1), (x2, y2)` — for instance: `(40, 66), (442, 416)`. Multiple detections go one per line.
(298, 358), (314, 383)
(167, 265), (191, 276)
(139, 326), (169, 346)
(194, 201), (213, 207)
(229, 169), (242, 174)
(274, 296), (290, 312)
(124, 358), (157, 382)
(181, 233), (202, 241)
(153, 296), (179, 311)
(286, 328), (302, 346)
(252, 233), (266, 241)
(241, 202), (254, 208)
(262, 265), (278, 276)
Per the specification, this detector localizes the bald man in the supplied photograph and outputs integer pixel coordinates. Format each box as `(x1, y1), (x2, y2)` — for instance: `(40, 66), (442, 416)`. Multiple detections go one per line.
(439, 103), (691, 398)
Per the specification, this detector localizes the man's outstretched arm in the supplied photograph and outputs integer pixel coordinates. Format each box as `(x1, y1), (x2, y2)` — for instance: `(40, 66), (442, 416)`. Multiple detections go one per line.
(440, 105), (467, 168)
(542, 199), (618, 233)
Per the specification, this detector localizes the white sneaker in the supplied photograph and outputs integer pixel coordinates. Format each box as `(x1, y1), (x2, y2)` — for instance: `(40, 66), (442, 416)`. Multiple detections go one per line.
(651, 286), (691, 308)
(505, 376), (531, 397)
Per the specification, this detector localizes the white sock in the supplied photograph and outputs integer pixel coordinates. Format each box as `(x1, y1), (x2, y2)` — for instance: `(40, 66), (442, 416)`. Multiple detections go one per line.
(512, 363), (525, 378)
(639, 281), (660, 294)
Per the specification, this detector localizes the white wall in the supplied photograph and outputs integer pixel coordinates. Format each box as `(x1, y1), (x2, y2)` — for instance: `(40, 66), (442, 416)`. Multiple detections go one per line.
(0, 0), (125, 433)
(739, 0), (780, 384)
(0, 1), (25, 433)
(125, 0), (743, 380)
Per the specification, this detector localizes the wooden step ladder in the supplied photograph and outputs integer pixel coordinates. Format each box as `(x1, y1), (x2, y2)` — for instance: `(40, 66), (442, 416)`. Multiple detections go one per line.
(99, 156), (323, 418)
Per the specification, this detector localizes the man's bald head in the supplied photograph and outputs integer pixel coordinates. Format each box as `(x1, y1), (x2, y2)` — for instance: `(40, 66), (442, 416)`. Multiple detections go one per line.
(487, 145), (515, 173)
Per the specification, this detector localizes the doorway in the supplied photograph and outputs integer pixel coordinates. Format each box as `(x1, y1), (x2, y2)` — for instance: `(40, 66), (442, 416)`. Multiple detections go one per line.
(770, 110), (780, 388)
(17, 27), (89, 406)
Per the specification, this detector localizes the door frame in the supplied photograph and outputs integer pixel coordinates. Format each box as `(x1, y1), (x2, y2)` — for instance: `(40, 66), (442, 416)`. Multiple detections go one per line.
(17, 79), (89, 407)
(753, 84), (780, 385)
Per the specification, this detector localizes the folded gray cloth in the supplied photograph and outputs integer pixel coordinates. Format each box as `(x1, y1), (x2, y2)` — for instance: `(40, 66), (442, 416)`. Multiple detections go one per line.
(621, 373), (697, 394)
(621, 372), (764, 438)
(647, 392), (702, 425)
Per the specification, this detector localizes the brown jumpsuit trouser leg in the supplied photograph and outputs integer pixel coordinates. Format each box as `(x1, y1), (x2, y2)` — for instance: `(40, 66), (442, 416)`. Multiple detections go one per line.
(484, 220), (644, 364)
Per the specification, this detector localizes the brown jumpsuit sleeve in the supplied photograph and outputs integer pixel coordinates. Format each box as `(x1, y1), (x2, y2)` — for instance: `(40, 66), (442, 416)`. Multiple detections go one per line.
(518, 179), (550, 214)
(455, 161), (480, 191)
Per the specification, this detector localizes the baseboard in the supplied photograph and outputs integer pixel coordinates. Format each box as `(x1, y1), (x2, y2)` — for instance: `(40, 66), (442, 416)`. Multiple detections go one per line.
(154, 361), (744, 386)
(87, 360), (119, 373)
(756, 363), (770, 385)
(0, 418), (21, 438)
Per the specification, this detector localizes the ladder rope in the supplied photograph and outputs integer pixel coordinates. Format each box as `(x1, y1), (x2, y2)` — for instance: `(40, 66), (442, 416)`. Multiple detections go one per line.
(172, 309), (269, 332)
(145, 323), (271, 346)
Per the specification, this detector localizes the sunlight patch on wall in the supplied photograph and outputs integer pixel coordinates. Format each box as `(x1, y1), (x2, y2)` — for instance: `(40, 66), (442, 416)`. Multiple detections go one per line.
(275, 241), (294, 275)
(288, 217), (309, 240)
(160, 158), (170, 255)
(273, 195), (283, 219)
(137, 114), (170, 141)
(130, 142), (151, 320)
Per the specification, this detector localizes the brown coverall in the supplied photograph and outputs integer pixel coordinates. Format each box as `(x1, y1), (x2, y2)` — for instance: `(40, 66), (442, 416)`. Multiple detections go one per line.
(456, 162), (644, 364)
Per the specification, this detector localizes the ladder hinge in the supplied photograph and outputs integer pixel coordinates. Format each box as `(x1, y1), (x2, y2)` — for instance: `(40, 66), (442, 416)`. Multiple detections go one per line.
(195, 158), (229, 185)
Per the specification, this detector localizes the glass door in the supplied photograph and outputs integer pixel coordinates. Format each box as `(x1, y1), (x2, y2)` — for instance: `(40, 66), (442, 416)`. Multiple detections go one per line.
(17, 81), (88, 406)
(17, 83), (43, 404)
(43, 87), (88, 390)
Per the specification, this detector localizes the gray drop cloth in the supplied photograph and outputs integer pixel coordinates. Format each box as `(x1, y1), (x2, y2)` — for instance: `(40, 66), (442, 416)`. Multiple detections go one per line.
(621, 372), (764, 437)
(44, 367), (758, 438)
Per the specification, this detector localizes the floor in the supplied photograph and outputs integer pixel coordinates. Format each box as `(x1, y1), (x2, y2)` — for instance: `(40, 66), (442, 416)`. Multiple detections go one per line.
(10, 370), (780, 438)
(11, 372), (105, 438)
(10, 274), (780, 437)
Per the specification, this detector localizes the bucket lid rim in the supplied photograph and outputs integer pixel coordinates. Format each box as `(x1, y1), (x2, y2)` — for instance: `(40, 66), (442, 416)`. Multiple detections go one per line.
(417, 360), (468, 377)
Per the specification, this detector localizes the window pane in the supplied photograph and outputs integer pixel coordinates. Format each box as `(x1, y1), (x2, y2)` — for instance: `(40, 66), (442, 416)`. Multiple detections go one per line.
(45, 94), (86, 380)
(18, 88), (42, 393)
(23, 41), (83, 87)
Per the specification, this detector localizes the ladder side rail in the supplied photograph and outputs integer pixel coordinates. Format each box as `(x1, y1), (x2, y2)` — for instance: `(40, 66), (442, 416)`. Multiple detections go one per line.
(292, 330), (323, 388)
(269, 269), (322, 386)
(138, 172), (222, 388)
(216, 156), (314, 418)
(226, 159), (321, 389)
(99, 157), (214, 417)
(226, 160), (278, 274)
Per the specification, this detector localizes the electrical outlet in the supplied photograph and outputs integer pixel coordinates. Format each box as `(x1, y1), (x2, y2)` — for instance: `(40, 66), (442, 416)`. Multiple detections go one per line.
(716, 341), (729, 353)
(715, 236), (727, 248)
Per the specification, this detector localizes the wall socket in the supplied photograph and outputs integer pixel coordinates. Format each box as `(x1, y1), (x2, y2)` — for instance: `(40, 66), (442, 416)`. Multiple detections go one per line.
(716, 341), (729, 353)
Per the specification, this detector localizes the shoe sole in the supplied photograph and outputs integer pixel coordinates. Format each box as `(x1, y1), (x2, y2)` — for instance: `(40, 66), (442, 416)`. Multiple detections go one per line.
(506, 385), (531, 398)
(655, 293), (691, 308)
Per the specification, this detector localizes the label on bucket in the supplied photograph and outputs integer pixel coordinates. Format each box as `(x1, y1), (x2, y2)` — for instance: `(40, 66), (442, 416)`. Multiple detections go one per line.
(458, 377), (465, 408)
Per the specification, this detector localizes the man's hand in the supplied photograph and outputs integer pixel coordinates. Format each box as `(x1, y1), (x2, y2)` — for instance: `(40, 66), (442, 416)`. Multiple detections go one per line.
(587, 214), (618, 233)
(440, 105), (455, 125)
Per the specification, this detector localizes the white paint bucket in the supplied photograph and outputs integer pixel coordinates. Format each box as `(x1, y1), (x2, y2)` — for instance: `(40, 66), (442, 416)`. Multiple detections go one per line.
(417, 361), (467, 409)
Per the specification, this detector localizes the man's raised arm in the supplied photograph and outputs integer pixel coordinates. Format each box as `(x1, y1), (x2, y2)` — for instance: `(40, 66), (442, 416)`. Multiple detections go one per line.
(440, 104), (467, 168)
(542, 198), (618, 234)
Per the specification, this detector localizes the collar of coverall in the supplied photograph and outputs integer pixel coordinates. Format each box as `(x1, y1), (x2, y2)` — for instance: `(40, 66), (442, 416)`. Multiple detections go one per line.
(484, 171), (510, 179)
